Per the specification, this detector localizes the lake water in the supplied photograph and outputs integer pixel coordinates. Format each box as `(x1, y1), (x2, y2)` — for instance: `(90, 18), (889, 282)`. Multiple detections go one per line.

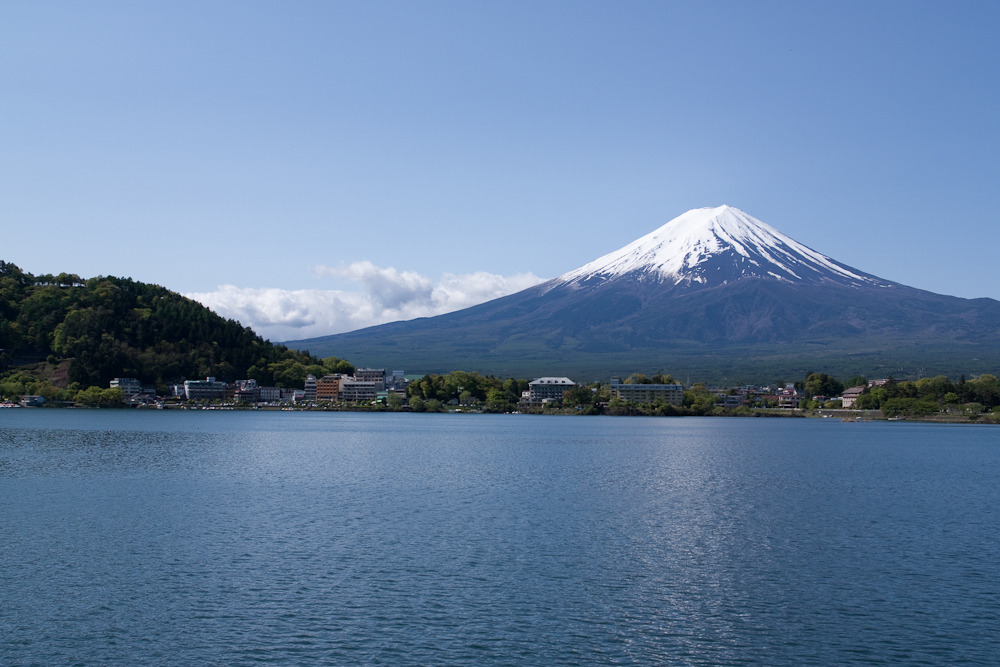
(1, 410), (998, 665)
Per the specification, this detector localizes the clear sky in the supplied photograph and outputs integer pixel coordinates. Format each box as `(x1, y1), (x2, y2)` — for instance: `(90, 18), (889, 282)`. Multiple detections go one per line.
(3, 1), (998, 341)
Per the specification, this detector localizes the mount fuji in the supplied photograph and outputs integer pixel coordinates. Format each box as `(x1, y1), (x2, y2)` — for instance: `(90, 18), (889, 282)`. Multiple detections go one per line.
(288, 206), (1000, 382)
(556, 205), (890, 290)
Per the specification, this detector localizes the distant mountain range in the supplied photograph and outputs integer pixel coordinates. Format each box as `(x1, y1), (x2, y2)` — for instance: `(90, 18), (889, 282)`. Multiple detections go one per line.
(287, 206), (1000, 383)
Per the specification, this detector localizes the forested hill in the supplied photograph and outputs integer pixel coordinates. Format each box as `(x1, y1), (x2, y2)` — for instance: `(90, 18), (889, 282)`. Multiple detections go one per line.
(0, 260), (334, 392)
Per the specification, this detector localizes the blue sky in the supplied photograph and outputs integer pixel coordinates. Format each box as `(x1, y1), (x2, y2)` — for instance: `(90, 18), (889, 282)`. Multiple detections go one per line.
(3, 1), (998, 341)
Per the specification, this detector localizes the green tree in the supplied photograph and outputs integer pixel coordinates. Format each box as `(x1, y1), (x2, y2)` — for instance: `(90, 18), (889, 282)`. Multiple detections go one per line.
(854, 386), (885, 410)
(967, 374), (1000, 408)
(562, 384), (595, 407)
(270, 360), (308, 388)
(323, 356), (354, 375)
(683, 384), (715, 415)
(484, 387), (514, 413)
(914, 375), (955, 400)
(881, 397), (939, 418)
(804, 372), (844, 398)
(75, 386), (125, 408)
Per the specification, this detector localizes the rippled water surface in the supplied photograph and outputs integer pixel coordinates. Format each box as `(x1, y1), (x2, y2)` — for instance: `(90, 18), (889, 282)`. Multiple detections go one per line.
(2, 410), (998, 665)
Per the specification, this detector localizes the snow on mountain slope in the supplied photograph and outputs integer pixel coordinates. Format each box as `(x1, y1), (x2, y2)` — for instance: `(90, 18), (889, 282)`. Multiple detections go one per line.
(557, 205), (890, 289)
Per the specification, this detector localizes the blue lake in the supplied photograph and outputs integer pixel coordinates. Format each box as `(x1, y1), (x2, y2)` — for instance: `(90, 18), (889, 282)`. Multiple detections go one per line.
(2, 410), (998, 665)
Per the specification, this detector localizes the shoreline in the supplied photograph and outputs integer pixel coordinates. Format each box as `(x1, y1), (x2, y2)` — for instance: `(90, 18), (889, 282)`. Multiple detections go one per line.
(13, 403), (998, 424)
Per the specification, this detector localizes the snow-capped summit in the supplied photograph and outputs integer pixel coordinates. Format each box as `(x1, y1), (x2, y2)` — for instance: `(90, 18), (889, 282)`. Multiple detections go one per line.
(558, 205), (889, 289)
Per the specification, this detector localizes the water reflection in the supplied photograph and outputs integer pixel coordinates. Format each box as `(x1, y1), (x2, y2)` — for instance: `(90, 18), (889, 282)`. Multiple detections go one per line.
(1, 412), (998, 665)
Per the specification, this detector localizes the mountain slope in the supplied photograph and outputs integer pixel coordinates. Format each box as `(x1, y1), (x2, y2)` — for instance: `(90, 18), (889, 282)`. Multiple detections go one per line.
(288, 207), (1000, 382)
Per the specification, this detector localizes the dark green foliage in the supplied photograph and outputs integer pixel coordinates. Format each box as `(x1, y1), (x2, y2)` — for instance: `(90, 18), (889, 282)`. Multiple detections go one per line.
(408, 371), (499, 403)
(803, 372), (844, 398)
(683, 384), (717, 413)
(0, 261), (329, 390)
(848, 373), (1000, 416)
(622, 373), (677, 385)
(407, 371), (527, 412)
(880, 397), (940, 418)
(0, 370), (73, 403)
(74, 386), (127, 408)
(562, 384), (597, 407)
(323, 356), (355, 376)
(243, 355), (350, 389)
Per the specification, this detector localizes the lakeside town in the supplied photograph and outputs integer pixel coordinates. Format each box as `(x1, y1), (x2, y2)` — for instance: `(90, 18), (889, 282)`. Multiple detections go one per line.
(7, 367), (999, 423)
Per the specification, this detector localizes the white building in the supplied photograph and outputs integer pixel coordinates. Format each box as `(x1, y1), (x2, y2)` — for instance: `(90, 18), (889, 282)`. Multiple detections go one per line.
(259, 386), (281, 402)
(233, 379), (259, 403)
(110, 377), (142, 395)
(777, 383), (802, 409)
(355, 368), (386, 390)
(304, 374), (317, 401)
(184, 377), (227, 400)
(841, 386), (867, 408)
(527, 377), (576, 405)
(386, 370), (408, 392)
(339, 378), (381, 402)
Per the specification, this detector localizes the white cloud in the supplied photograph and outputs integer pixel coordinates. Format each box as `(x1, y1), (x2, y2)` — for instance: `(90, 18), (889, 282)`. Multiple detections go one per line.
(310, 261), (434, 309)
(186, 261), (545, 342)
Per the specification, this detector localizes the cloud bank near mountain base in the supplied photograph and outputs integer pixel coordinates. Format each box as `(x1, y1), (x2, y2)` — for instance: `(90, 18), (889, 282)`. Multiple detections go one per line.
(186, 261), (545, 343)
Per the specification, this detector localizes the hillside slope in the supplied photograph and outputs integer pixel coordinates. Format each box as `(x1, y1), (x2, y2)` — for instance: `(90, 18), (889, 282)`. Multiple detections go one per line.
(0, 261), (319, 390)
